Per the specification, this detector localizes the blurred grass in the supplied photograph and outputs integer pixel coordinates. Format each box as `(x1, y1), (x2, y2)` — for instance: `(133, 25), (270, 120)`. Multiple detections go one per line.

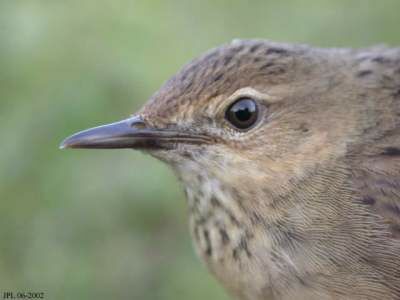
(0, 0), (399, 299)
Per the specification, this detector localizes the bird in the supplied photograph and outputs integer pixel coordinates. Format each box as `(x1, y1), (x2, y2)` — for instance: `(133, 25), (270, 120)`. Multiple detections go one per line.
(61, 39), (400, 300)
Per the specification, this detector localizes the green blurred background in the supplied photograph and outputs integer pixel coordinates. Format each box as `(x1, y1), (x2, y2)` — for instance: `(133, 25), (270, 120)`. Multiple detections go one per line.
(0, 1), (399, 299)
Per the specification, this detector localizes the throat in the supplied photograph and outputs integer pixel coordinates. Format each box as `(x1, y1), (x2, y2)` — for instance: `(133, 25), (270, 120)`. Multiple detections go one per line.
(179, 171), (279, 300)
(182, 172), (252, 263)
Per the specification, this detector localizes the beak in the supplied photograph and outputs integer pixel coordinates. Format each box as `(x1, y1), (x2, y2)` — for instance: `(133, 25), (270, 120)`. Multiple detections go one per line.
(60, 116), (209, 150)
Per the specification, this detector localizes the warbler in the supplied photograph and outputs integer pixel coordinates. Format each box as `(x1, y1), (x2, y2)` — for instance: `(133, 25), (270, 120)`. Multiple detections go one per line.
(61, 40), (400, 300)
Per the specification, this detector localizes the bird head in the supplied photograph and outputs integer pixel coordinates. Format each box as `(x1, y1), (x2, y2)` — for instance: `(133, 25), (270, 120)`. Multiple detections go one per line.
(61, 40), (354, 195)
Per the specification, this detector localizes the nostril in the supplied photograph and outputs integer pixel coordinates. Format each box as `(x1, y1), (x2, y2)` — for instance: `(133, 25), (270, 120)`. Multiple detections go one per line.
(128, 116), (147, 129)
(132, 122), (147, 129)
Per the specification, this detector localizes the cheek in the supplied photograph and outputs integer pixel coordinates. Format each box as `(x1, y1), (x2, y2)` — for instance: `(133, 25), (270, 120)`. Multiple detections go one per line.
(213, 128), (333, 187)
(240, 121), (311, 160)
(257, 130), (332, 182)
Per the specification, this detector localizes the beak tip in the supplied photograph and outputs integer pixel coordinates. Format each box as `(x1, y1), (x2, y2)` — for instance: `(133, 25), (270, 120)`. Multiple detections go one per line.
(59, 135), (78, 149)
(59, 139), (70, 150)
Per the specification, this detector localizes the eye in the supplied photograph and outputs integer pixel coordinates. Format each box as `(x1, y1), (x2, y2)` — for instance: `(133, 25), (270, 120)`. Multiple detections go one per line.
(225, 98), (259, 130)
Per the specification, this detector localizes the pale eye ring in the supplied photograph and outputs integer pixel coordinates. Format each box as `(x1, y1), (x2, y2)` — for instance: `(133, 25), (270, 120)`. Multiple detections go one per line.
(225, 98), (259, 130)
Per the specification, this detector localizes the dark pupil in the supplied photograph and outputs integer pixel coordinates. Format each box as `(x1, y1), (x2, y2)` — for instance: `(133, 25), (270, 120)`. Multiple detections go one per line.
(226, 98), (258, 129)
(234, 104), (253, 121)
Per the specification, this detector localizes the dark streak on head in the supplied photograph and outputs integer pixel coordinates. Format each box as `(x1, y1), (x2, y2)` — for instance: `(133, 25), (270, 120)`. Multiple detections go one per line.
(296, 275), (309, 287)
(232, 236), (252, 261)
(381, 147), (400, 156)
(372, 56), (391, 64)
(250, 212), (263, 225)
(361, 196), (376, 205)
(240, 237), (252, 257)
(262, 66), (287, 76)
(298, 123), (310, 133)
(234, 45), (245, 53)
(228, 210), (240, 226)
(210, 196), (221, 207)
(219, 228), (230, 245)
(203, 229), (212, 256)
(223, 55), (233, 66)
(182, 81), (193, 93)
(259, 62), (275, 71)
(265, 47), (290, 56)
(357, 70), (373, 78)
(212, 73), (224, 83)
(232, 248), (238, 260)
(249, 43), (262, 53)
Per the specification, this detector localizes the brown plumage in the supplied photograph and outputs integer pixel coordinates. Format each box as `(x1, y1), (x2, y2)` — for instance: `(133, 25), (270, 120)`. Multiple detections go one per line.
(61, 39), (400, 300)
